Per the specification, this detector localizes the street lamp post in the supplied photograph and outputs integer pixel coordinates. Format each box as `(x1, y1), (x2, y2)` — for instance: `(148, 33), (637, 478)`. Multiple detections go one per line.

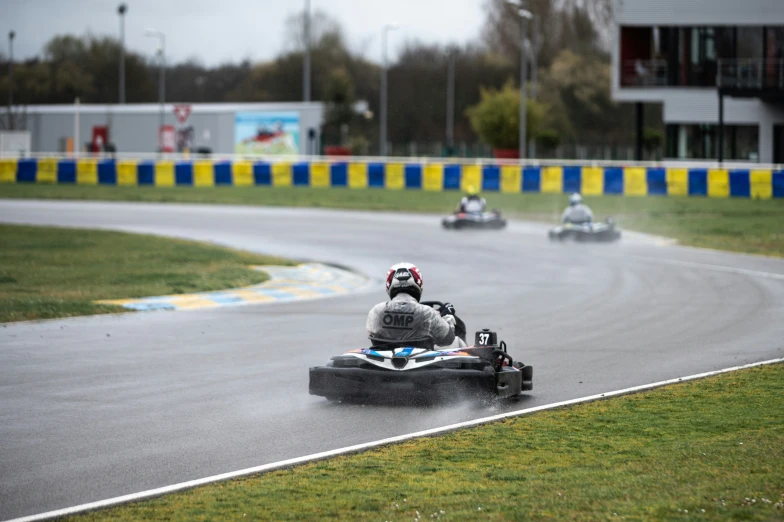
(379, 23), (398, 157)
(118, 4), (127, 104)
(507, 0), (532, 160)
(446, 48), (456, 156)
(8, 31), (15, 130)
(303, 0), (311, 102)
(145, 29), (166, 150)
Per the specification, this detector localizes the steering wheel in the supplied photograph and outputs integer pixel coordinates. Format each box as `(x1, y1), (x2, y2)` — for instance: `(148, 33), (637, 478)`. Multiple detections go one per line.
(420, 301), (467, 343)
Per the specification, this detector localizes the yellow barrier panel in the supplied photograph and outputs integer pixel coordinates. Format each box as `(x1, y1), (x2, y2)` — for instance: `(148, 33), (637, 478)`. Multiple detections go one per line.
(423, 164), (444, 192)
(310, 162), (330, 188)
(580, 167), (603, 195)
(750, 169), (772, 200)
(500, 165), (521, 193)
(666, 168), (688, 196)
(541, 166), (563, 194)
(0, 158), (16, 183)
(232, 161), (253, 186)
(385, 163), (405, 190)
(37, 158), (58, 183)
(707, 168), (729, 198)
(272, 162), (292, 187)
(623, 167), (648, 196)
(460, 165), (482, 192)
(76, 159), (98, 185)
(117, 160), (138, 186)
(349, 163), (368, 189)
(193, 161), (215, 187)
(154, 161), (175, 187)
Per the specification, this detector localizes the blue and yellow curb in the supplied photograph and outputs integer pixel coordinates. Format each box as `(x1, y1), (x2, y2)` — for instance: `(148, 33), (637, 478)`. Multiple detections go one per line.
(2, 157), (782, 198)
(97, 263), (369, 311)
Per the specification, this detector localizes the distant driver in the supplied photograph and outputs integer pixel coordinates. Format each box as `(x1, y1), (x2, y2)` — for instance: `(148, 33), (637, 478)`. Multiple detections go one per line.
(458, 186), (486, 214)
(366, 263), (464, 348)
(561, 193), (594, 224)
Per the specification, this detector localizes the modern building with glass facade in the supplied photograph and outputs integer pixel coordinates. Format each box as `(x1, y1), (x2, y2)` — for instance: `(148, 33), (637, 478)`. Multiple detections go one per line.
(611, 0), (784, 163)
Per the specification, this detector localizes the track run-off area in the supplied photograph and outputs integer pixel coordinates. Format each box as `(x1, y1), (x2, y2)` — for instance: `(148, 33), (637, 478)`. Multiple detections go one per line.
(1, 199), (783, 520)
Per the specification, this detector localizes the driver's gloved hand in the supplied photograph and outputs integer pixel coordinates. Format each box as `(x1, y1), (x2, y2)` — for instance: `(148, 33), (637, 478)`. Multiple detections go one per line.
(443, 314), (456, 328)
(442, 302), (456, 316)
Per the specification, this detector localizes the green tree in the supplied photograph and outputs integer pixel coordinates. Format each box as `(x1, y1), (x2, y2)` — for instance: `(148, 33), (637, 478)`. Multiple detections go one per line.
(466, 80), (543, 150)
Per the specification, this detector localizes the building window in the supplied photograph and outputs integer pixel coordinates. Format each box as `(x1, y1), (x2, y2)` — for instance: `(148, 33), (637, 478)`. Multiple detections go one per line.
(666, 124), (759, 161)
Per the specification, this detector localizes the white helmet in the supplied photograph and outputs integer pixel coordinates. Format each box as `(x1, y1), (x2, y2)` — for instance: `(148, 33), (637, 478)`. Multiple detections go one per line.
(385, 262), (424, 301)
(569, 193), (583, 206)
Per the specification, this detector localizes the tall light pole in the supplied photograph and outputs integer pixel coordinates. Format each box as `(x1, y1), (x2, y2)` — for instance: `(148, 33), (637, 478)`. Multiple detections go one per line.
(445, 48), (456, 156)
(145, 29), (166, 150)
(379, 23), (398, 157)
(507, 0), (532, 160)
(118, 4), (127, 104)
(303, 0), (311, 102)
(8, 31), (15, 130)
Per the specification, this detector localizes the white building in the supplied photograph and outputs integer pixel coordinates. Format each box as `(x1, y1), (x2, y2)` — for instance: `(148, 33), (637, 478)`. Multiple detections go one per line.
(611, 0), (784, 163)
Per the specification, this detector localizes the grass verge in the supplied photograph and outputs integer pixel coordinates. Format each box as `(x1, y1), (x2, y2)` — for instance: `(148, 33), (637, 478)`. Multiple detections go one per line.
(67, 363), (784, 521)
(0, 224), (294, 323)
(2, 184), (783, 256)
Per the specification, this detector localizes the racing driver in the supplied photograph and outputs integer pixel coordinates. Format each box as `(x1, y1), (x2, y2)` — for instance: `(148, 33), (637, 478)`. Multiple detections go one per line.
(458, 185), (487, 214)
(367, 262), (463, 348)
(561, 193), (594, 224)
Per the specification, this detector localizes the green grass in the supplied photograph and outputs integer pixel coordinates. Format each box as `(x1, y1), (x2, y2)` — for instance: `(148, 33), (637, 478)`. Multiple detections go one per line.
(67, 363), (784, 521)
(2, 184), (783, 256)
(0, 224), (294, 323)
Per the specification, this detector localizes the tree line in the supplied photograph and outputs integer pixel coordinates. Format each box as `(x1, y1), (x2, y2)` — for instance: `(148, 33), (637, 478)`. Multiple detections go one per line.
(0, 0), (662, 155)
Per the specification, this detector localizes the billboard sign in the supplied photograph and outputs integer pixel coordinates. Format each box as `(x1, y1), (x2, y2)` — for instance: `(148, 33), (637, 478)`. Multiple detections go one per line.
(235, 111), (299, 155)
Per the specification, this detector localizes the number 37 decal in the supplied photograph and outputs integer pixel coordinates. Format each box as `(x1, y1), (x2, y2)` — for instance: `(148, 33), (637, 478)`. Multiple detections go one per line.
(478, 333), (490, 345)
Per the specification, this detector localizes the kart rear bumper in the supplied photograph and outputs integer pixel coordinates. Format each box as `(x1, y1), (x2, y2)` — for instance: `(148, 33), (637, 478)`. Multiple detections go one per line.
(309, 365), (530, 400)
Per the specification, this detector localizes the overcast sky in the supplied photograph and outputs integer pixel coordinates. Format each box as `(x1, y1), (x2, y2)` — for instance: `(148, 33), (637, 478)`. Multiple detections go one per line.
(1, 0), (487, 66)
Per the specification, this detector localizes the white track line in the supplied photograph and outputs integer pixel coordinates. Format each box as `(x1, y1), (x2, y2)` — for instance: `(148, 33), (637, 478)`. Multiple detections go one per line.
(9, 357), (784, 522)
(626, 255), (784, 281)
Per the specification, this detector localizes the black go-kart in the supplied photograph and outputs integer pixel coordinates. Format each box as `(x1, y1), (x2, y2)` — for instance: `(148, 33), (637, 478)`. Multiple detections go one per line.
(442, 210), (507, 230)
(309, 301), (533, 403)
(548, 218), (621, 242)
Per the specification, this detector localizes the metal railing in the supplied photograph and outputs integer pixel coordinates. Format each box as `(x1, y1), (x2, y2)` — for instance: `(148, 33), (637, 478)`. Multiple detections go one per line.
(1, 150), (779, 171)
(717, 58), (784, 90)
(621, 59), (669, 87)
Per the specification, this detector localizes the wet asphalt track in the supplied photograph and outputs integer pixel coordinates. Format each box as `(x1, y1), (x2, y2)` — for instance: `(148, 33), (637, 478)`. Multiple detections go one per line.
(1, 199), (783, 520)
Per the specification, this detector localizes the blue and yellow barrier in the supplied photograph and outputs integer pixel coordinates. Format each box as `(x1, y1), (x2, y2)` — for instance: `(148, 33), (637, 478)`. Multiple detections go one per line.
(1, 158), (782, 198)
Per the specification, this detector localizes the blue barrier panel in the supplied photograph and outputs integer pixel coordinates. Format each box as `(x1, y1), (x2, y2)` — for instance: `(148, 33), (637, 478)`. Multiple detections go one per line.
(773, 170), (784, 198)
(175, 162), (193, 186)
(688, 169), (708, 196)
(57, 160), (76, 183)
(405, 164), (422, 189)
(646, 168), (667, 195)
(368, 163), (385, 188)
(522, 166), (541, 192)
(482, 165), (500, 191)
(563, 166), (581, 194)
(253, 162), (271, 185)
(603, 167), (623, 195)
(331, 163), (348, 187)
(292, 163), (309, 186)
(16, 158), (37, 182)
(98, 160), (117, 185)
(214, 162), (232, 185)
(137, 162), (154, 185)
(729, 170), (750, 198)
(443, 164), (461, 190)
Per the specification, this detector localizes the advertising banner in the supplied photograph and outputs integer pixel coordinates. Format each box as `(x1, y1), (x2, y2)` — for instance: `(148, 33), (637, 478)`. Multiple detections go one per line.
(235, 111), (300, 155)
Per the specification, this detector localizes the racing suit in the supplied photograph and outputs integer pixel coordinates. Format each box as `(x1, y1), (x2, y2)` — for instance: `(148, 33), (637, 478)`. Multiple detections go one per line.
(366, 293), (457, 348)
(561, 204), (594, 224)
(459, 195), (486, 213)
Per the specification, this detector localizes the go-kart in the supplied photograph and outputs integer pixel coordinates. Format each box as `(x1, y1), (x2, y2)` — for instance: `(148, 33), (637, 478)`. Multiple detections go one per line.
(442, 210), (507, 230)
(309, 301), (533, 403)
(548, 218), (621, 242)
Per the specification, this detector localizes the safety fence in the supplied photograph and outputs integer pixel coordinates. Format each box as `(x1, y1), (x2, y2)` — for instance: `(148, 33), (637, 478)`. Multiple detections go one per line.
(0, 157), (782, 198)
